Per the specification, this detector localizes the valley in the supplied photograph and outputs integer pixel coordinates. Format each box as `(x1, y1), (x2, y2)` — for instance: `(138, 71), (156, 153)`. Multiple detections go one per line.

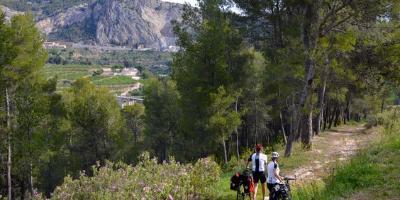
(43, 46), (172, 95)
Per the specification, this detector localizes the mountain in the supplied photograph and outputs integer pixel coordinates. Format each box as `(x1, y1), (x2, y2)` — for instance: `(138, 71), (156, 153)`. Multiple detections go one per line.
(0, 5), (23, 21)
(1, 0), (183, 49)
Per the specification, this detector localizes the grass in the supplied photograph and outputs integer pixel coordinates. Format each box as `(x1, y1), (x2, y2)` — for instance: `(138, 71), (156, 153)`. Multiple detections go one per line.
(214, 172), (238, 200)
(90, 75), (136, 85)
(292, 130), (400, 200)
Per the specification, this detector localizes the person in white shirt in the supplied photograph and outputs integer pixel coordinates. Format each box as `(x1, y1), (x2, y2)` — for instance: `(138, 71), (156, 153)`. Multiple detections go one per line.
(267, 152), (284, 200)
(246, 144), (268, 200)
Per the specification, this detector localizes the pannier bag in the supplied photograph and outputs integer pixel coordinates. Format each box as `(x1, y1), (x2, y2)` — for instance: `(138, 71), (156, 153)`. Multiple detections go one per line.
(230, 170), (254, 193)
(241, 171), (254, 194)
(230, 173), (241, 191)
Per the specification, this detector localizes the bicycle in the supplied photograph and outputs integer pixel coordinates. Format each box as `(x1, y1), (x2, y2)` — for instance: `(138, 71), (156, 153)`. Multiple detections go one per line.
(230, 169), (253, 200)
(271, 176), (296, 200)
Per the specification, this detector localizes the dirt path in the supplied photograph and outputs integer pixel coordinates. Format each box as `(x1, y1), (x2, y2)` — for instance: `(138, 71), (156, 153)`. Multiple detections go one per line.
(287, 125), (379, 185)
(120, 83), (142, 96)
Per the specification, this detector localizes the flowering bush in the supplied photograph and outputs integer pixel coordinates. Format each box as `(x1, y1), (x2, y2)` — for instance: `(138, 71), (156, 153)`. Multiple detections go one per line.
(50, 153), (220, 200)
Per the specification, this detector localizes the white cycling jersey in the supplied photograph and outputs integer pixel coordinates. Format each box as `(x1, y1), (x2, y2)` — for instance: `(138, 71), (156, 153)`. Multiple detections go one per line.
(248, 153), (268, 172)
(267, 161), (281, 184)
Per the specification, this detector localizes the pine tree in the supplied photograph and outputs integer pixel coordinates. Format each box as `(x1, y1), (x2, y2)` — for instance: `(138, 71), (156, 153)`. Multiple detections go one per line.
(0, 13), (47, 199)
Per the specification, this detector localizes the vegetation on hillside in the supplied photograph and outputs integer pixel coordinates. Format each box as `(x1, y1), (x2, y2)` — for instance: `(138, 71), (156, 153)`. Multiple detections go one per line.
(47, 154), (220, 200)
(0, 0), (94, 17)
(47, 48), (172, 75)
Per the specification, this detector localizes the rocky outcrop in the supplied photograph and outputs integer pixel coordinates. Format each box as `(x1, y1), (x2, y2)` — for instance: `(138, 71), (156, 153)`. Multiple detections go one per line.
(36, 0), (182, 49)
(36, 3), (92, 35)
(0, 5), (23, 21)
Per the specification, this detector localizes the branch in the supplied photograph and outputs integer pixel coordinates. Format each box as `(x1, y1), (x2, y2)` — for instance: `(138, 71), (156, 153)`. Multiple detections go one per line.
(320, 14), (353, 37)
(320, 1), (350, 30)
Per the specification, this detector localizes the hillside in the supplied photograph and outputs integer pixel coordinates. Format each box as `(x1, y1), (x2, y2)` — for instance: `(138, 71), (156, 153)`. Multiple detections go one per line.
(0, 0), (182, 49)
(0, 5), (23, 21)
(0, 0), (93, 17)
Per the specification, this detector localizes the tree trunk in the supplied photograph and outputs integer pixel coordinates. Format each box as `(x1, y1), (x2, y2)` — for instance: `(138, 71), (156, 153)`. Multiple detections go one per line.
(346, 96), (351, 122)
(334, 106), (341, 127)
(328, 105), (336, 129)
(316, 65), (328, 135)
(302, 110), (313, 149)
(222, 136), (228, 164)
(284, 133), (295, 157)
(279, 112), (287, 144)
(301, 77), (315, 149)
(6, 88), (12, 200)
(254, 98), (258, 145)
(20, 180), (25, 200)
(235, 97), (240, 160)
(323, 102), (329, 130)
(286, 0), (321, 157)
(30, 162), (34, 195)
(284, 95), (296, 157)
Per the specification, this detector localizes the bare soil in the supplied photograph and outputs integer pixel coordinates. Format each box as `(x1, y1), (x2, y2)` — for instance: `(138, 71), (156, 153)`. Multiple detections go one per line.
(287, 125), (380, 185)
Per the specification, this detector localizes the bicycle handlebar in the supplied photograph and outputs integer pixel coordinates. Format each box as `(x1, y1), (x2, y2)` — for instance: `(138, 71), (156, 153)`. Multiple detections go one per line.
(284, 176), (296, 181)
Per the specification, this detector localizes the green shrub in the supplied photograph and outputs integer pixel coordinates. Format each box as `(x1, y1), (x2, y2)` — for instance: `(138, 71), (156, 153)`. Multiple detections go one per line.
(50, 153), (220, 200)
(92, 69), (103, 77)
(365, 108), (400, 129)
(365, 115), (380, 129)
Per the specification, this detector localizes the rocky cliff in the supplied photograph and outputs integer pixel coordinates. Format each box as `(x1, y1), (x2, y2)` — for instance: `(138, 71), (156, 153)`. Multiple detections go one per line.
(2, 0), (182, 49)
(0, 5), (23, 21)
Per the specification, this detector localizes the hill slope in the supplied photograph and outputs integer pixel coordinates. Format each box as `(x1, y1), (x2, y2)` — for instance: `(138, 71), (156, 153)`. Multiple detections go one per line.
(0, 5), (23, 21)
(1, 0), (182, 49)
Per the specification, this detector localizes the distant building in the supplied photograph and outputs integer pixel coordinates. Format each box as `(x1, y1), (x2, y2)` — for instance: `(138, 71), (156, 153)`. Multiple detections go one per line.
(137, 44), (146, 49)
(163, 45), (180, 52)
(132, 76), (141, 80)
(114, 68), (139, 77)
(44, 42), (67, 49)
(102, 68), (113, 76)
(116, 96), (144, 108)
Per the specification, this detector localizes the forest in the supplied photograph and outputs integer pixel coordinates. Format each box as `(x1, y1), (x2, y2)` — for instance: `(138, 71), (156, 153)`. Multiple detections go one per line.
(1, 0), (400, 199)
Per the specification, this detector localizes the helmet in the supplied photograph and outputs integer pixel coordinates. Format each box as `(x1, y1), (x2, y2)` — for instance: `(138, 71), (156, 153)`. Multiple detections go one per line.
(272, 152), (279, 158)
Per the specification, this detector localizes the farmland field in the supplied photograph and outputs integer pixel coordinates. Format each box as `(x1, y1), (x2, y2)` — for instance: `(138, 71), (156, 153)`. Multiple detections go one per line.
(47, 48), (172, 74)
(42, 48), (172, 92)
(90, 76), (137, 85)
(42, 64), (138, 93)
(43, 64), (97, 79)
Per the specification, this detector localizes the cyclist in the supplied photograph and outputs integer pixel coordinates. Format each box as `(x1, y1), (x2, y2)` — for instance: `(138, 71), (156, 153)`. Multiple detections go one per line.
(246, 144), (268, 200)
(267, 152), (284, 200)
